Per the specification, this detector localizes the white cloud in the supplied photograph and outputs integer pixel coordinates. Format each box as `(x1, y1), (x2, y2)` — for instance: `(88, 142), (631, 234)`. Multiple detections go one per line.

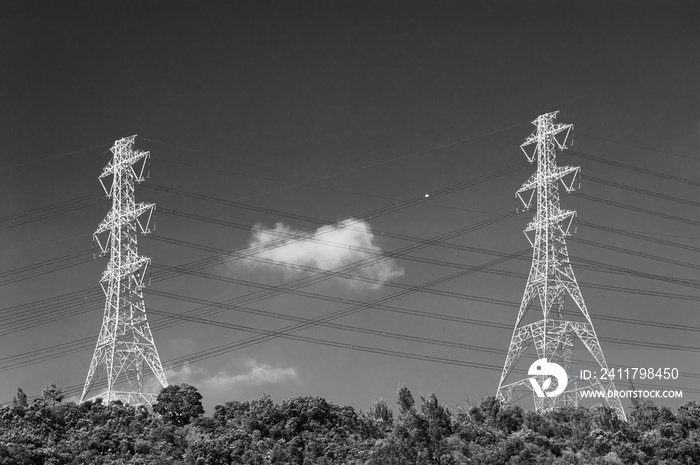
(164, 363), (200, 384)
(244, 218), (404, 289)
(149, 360), (297, 392)
(139, 363), (199, 395)
(204, 360), (298, 387)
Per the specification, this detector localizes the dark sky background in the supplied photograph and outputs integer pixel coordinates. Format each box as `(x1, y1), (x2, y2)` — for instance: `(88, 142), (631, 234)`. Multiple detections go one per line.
(1, 0), (699, 414)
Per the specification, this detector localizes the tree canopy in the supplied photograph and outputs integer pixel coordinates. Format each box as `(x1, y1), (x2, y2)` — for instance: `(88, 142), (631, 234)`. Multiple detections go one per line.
(1, 383), (698, 464)
(153, 383), (205, 427)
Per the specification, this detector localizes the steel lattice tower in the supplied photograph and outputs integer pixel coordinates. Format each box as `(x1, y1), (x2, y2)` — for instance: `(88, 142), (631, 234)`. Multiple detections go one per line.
(80, 135), (168, 406)
(496, 111), (626, 420)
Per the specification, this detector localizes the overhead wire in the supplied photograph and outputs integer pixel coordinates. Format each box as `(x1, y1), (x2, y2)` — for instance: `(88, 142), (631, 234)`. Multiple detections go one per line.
(5, 230), (699, 375)
(155, 208), (700, 298)
(0, 193), (103, 232)
(144, 119), (530, 202)
(5, 131), (700, 403)
(0, 161), (527, 369)
(148, 232), (700, 332)
(0, 132), (516, 289)
(2, 171), (696, 374)
(4, 164), (699, 294)
(144, 162), (527, 225)
(565, 148), (700, 188)
(1, 208), (696, 338)
(145, 287), (700, 381)
(9, 221), (699, 378)
(580, 220), (700, 253)
(0, 143), (111, 173)
(0, 250), (93, 287)
(134, 140), (700, 394)
(2, 132), (694, 303)
(574, 192), (700, 228)
(0, 218), (527, 373)
(583, 174), (700, 209)
(11, 288), (700, 405)
(574, 132), (699, 162)
(1, 161), (525, 329)
(2, 241), (537, 401)
(150, 308), (700, 393)
(145, 261), (700, 354)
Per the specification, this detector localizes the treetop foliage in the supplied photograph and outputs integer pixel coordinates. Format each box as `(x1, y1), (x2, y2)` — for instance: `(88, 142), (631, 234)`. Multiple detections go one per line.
(1, 383), (698, 464)
(153, 383), (205, 427)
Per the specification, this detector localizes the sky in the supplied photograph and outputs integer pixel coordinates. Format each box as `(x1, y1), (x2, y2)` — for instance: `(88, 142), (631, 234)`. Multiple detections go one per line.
(1, 0), (699, 416)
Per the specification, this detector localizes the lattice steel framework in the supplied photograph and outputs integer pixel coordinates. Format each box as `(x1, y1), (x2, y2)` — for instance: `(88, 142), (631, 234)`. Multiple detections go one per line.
(496, 112), (626, 420)
(80, 135), (168, 406)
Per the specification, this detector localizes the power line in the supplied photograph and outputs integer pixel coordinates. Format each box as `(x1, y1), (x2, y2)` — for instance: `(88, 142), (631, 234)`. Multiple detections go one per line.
(6, 165), (698, 294)
(0, 194), (103, 231)
(5, 230), (690, 376)
(583, 175), (700, 209)
(5, 195), (700, 344)
(0, 250), (92, 287)
(5, 138), (693, 307)
(154, 211), (700, 298)
(145, 120), (530, 193)
(574, 132), (699, 162)
(153, 232), (700, 334)
(0, 163), (525, 372)
(565, 149), (700, 188)
(6, 254), (700, 398)
(10, 221), (700, 374)
(0, 143), (111, 172)
(0, 228), (524, 374)
(574, 192), (700, 228)
(144, 162), (527, 225)
(570, 237), (700, 273)
(0, 233), (92, 255)
(3, 194), (698, 338)
(1, 199), (696, 348)
(6, 130), (700, 402)
(0, 159), (522, 293)
(580, 220), (700, 254)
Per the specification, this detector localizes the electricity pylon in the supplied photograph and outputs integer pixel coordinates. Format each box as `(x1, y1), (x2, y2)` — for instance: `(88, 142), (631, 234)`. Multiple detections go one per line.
(80, 135), (168, 406)
(496, 111), (626, 420)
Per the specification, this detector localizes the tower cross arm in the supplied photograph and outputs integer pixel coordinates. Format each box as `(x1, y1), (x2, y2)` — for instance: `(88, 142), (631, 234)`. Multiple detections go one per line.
(520, 114), (572, 161)
(98, 147), (151, 196)
(94, 209), (117, 237)
(520, 135), (539, 162)
(524, 209), (576, 234)
(516, 172), (539, 211)
(516, 165), (580, 212)
(100, 150), (150, 178)
(551, 165), (580, 193)
(549, 123), (573, 150)
(517, 172), (539, 195)
(550, 123), (572, 136)
(94, 202), (156, 236)
(522, 216), (576, 246)
(518, 165), (579, 193)
(100, 255), (150, 283)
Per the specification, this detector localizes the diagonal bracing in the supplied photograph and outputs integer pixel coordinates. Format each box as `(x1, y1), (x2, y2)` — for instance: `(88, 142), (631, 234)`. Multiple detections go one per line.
(496, 111), (626, 420)
(80, 135), (167, 406)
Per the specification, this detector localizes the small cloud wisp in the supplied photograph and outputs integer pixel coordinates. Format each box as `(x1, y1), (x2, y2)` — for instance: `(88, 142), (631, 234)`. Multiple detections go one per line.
(205, 360), (298, 387)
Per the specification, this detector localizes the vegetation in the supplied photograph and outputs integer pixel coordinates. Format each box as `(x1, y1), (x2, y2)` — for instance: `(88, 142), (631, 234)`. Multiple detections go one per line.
(0, 383), (698, 464)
